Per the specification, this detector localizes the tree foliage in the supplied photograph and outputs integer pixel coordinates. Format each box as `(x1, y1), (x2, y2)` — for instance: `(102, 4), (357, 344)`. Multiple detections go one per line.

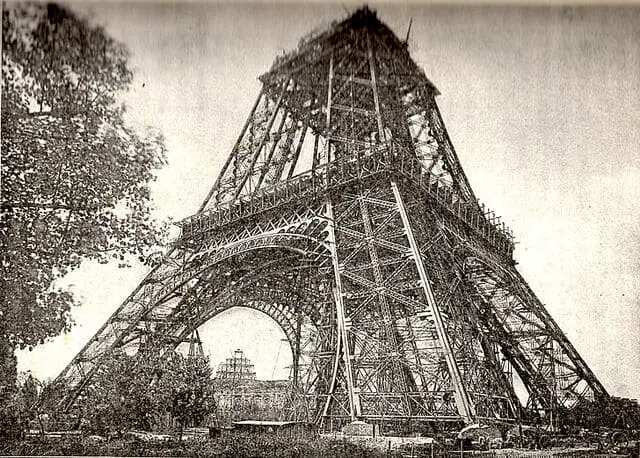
(79, 350), (216, 436)
(0, 370), (41, 439)
(0, 341), (20, 439)
(1, 2), (167, 358)
(169, 355), (217, 437)
(80, 351), (165, 435)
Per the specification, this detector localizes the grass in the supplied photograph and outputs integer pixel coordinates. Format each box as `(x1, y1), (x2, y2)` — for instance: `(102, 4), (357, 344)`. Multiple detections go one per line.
(0, 433), (405, 457)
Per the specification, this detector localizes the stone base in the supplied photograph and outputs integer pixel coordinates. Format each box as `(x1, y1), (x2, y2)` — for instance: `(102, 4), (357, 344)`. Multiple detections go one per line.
(342, 421), (379, 437)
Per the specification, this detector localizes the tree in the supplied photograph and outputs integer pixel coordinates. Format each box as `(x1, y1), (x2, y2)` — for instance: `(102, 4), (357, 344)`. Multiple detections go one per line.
(79, 351), (163, 436)
(79, 350), (216, 437)
(0, 370), (42, 440)
(169, 355), (217, 439)
(1, 2), (167, 398)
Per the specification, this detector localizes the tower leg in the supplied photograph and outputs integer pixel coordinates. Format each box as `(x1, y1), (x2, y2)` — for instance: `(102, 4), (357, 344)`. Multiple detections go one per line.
(325, 198), (358, 421)
(391, 181), (475, 423)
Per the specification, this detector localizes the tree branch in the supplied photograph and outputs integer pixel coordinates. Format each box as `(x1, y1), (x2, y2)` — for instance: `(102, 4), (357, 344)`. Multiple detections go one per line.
(1, 202), (98, 211)
(7, 109), (89, 119)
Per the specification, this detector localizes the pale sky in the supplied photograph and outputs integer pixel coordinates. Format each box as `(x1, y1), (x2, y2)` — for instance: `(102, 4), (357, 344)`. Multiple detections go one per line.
(17, 3), (640, 400)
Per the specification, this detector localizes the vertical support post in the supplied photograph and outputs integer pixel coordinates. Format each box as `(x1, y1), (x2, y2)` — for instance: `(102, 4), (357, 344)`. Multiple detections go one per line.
(326, 53), (334, 127)
(286, 123), (309, 179)
(325, 198), (358, 420)
(321, 329), (341, 419)
(255, 114), (288, 190)
(549, 339), (556, 429)
(391, 181), (475, 423)
(324, 52), (335, 163)
(312, 133), (321, 171)
(366, 32), (386, 145)
(293, 297), (302, 389)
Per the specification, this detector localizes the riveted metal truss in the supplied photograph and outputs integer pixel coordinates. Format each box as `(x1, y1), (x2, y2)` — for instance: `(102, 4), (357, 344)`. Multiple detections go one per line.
(40, 7), (609, 431)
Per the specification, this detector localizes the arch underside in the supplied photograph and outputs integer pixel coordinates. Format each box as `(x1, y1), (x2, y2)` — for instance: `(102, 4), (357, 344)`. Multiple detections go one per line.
(112, 239), (345, 424)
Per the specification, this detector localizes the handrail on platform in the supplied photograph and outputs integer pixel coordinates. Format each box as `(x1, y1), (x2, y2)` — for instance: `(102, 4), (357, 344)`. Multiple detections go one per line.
(178, 142), (514, 258)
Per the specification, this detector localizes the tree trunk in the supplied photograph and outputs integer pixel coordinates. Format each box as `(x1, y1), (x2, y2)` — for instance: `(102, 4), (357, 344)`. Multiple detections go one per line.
(0, 337), (18, 439)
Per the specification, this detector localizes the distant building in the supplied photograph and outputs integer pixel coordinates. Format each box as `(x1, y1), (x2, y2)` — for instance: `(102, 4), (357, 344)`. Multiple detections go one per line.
(214, 349), (256, 383)
(212, 349), (297, 424)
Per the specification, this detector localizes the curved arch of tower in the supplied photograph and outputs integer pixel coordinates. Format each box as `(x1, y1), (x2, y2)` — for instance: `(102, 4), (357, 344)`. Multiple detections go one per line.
(40, 7), (609, 431)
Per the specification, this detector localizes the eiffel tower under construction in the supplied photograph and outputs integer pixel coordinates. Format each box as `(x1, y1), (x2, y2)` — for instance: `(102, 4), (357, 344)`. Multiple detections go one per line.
(41, 7), (611, 431)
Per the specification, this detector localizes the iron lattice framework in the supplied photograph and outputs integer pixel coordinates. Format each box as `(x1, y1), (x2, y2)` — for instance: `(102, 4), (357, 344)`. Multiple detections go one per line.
(41, 8), (608, 429)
